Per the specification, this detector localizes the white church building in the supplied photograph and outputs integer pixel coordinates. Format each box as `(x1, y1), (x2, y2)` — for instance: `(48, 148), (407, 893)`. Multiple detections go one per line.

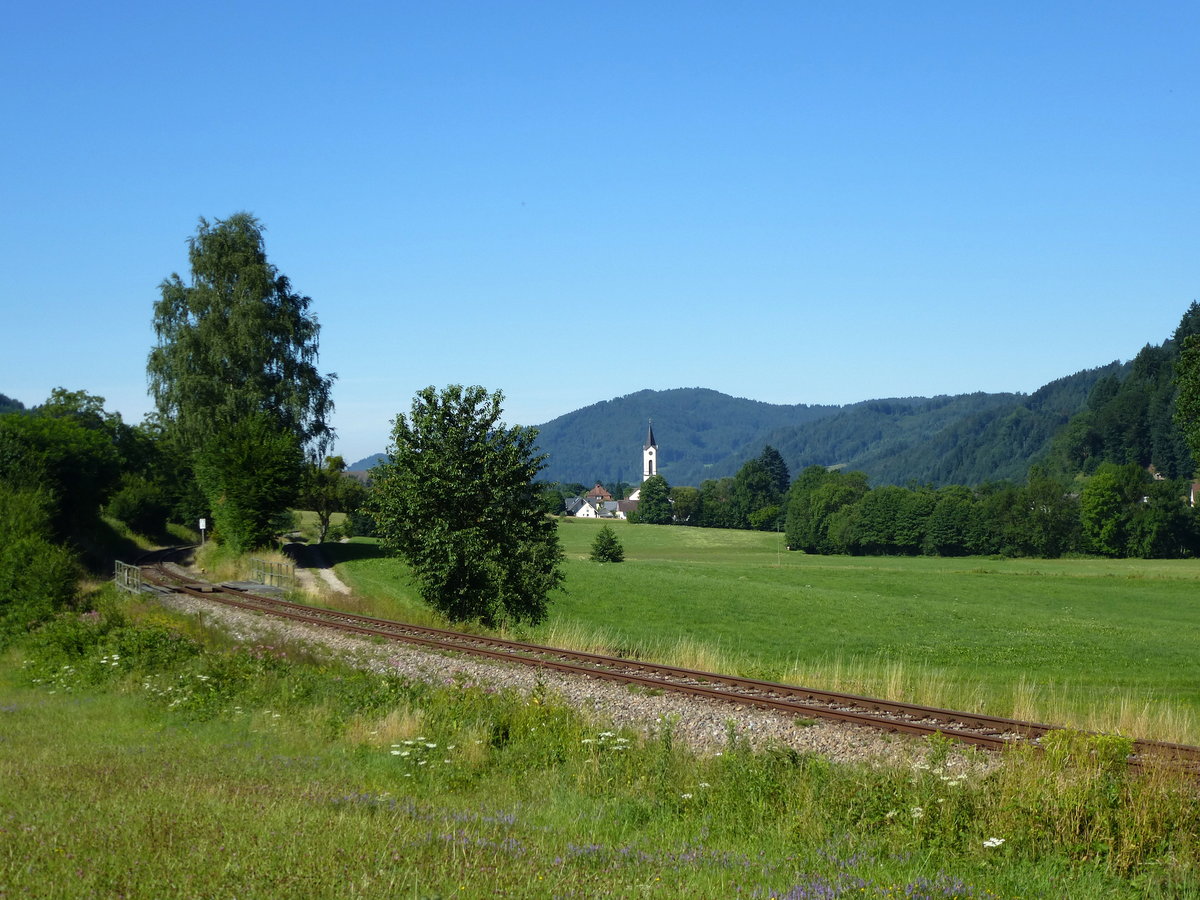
(564, 421), (658, 518)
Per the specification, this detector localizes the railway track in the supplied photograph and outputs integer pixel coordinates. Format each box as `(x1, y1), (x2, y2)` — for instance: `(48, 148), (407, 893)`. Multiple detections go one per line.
(130, 553), (1200, 771)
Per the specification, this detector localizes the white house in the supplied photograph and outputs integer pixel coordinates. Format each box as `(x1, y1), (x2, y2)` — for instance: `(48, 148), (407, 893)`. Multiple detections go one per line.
(565, 424), (658, 519)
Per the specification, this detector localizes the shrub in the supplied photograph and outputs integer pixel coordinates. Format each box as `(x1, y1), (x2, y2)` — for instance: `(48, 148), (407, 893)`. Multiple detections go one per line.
(105, 476), (171, 537)
(0, 486), (80, 644)
(590, 525), (625, 563)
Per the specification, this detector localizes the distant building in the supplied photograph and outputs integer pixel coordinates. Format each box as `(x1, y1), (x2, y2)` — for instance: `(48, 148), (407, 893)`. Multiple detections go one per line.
(564, 425), (659, 519)
(643, 420), (658, 481)
(586, 483), (613, 502)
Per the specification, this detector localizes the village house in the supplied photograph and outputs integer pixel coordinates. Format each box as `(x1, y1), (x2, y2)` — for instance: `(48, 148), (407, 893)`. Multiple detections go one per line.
(564, 422), (658, 519)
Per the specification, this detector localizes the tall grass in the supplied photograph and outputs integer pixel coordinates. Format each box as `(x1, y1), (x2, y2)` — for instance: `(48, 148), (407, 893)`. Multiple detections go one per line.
(323, 526), (1200, 743)
(4, 595), (1199, 898)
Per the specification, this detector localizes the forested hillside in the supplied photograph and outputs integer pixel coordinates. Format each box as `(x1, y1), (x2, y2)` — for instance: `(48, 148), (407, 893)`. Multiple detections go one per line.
(533, 388), (839, 486)
(532, 369), (1120, 488)
(1042, 304), (1200, 480)
(771, 364), (1125, 487)
(0, 394), (26, 416)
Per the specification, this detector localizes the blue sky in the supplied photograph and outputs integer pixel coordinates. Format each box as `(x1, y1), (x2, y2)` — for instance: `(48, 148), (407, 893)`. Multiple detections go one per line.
(2, 2), (1196, 464)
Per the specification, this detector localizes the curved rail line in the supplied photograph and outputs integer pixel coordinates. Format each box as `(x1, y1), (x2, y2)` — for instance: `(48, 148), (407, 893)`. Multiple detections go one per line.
(133, 556), (1200, 770)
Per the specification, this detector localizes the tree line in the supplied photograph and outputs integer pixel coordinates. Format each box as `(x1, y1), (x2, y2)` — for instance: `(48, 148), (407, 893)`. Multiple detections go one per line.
(621, 455), (1200, 560)
(597, 303), (1200, 560)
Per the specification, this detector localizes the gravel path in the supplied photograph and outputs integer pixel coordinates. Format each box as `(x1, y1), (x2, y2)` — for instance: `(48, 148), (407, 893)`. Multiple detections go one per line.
(283, 542), (352, 594)
(154, 585), (993, 776)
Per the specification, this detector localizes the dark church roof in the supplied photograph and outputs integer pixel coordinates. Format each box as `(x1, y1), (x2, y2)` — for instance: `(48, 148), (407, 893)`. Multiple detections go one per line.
(644, 420), (657, 450)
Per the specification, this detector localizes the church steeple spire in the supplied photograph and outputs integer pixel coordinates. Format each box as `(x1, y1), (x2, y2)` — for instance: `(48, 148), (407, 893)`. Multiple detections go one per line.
(642, 419), (658, 481)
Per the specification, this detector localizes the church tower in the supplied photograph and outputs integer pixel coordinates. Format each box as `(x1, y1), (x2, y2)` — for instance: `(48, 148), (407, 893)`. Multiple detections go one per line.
(642, 420), (658, 482)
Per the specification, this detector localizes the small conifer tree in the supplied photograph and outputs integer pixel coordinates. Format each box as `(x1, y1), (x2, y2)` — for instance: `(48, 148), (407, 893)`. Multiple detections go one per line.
(589, 524), (625, 562)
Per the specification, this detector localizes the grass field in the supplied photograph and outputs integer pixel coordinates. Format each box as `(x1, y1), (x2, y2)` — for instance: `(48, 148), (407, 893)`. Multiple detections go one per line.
(6, 594), (1199, 898)
(322, 519), (1200, 743)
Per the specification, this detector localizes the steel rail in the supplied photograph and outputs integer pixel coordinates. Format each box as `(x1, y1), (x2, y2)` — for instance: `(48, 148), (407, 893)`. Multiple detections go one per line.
(138, 563), (1200, 768)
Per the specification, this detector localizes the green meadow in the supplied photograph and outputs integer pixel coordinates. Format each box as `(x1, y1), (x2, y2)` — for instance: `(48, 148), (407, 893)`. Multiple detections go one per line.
(5, 588), (1200, 898)
(324, 519), (1200, 743)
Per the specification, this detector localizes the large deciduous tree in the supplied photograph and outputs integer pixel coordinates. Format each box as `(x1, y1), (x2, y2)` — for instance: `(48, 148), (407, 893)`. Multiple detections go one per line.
(732, 457), (782, 530)
(366, 385), (563, 627)
(784, 466), (869, 554)
(632, 474), (672, 524)
(147, 214), (335, 550)
(0, 411), (120, 541)
(1079, 463), (1146, 557)
(300, 455), (366, 543)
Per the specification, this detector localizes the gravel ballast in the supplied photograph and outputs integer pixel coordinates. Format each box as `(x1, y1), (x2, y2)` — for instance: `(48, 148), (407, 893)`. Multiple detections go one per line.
(154, 586), (991, 775)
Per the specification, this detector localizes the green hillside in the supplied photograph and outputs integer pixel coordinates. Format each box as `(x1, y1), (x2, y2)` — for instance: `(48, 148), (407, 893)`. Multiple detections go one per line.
(532, 387), (839, 486)
(533, 370), (1117, 488)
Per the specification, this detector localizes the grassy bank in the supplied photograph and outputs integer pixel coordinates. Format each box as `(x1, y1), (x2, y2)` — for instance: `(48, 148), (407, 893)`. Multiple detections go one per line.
(320, 521), (1200, 742)
(4, 592), (1199, 897)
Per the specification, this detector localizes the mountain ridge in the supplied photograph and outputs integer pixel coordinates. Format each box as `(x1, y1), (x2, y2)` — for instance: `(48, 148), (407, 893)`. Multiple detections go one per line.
(347, 368), (1120, 488)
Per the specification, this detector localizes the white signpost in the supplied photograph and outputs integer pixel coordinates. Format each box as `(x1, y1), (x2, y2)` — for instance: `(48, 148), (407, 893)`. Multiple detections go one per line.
(199, 518), (207, 544)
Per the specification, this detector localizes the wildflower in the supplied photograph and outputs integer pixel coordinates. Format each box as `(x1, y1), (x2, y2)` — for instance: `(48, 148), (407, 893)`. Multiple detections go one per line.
(885, 810), (898, 819)
(911, 807), (924, 819)
(681, 793), (693, 800)
(983, 837), (1005, 848)
(391, 750), (402, 756)
(698, 782), (710, 789)
(425, 742), (437, 749)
